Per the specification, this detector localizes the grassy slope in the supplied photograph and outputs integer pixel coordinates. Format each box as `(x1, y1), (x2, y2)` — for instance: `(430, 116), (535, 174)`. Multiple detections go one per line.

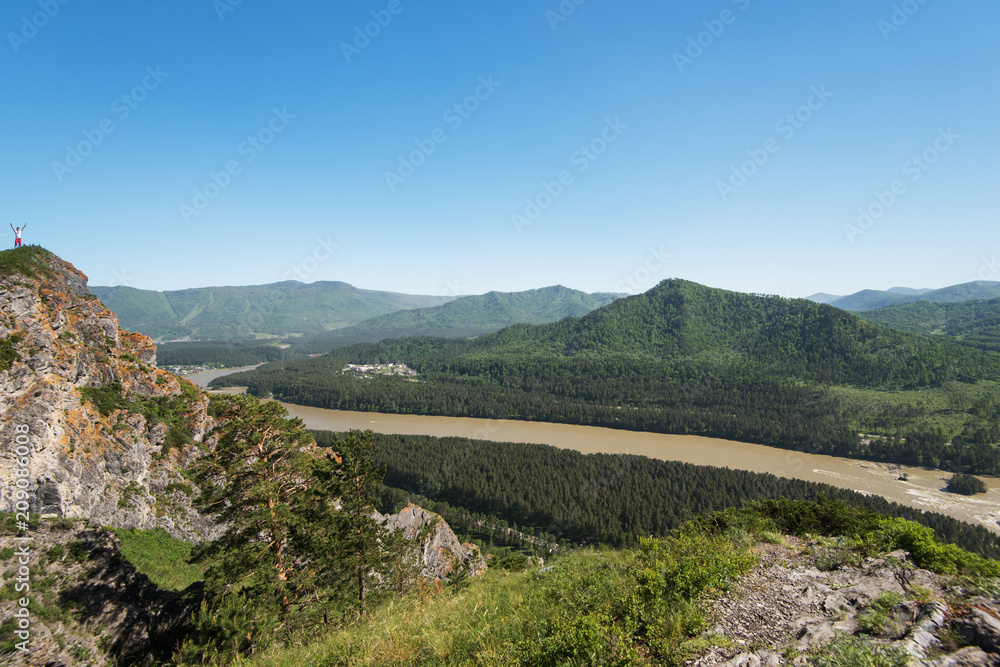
(112, 527), (206, 591)
(225, 500), (1000, 667)
(0, 244), (57, 280)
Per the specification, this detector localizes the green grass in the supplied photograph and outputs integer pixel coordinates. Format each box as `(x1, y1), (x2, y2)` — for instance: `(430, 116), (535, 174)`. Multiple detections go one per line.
(0, 245), (56, 280)
(112, 527), (205, 591)
(809, 633), (909, 667)
(217, 532), (755, 667)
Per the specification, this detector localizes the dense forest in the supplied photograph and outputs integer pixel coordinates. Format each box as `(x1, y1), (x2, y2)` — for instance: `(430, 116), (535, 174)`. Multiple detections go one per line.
(156, 340), (290, 367)
(215, 280), (1000, 473)
(309, 430), (1000, 561)
(860, 297), (1000, 354)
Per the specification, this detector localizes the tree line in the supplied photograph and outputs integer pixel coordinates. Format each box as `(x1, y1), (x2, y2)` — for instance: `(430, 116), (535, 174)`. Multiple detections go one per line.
(309, 430), (1000, 561)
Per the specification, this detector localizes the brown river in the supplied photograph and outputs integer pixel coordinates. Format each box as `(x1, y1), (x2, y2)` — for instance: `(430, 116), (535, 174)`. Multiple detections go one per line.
(190, 367), (1000, 534)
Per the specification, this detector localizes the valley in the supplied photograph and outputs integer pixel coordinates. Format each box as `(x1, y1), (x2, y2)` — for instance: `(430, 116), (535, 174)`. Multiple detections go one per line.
(191, 368), (1000, 535)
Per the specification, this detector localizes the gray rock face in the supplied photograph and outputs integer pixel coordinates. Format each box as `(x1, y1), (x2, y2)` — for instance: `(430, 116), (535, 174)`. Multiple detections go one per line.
(0, 254), (217, 542)
(377, 504), (486, 580)
(0, 521), (195, 667)
(954, 602), (1000, 654)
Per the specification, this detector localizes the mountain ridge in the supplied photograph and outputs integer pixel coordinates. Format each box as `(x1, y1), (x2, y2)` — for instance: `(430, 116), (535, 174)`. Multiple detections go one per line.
(806, 281), (1000, 312)
(89, 281), (457, 341)
(290, 284), (624, 354)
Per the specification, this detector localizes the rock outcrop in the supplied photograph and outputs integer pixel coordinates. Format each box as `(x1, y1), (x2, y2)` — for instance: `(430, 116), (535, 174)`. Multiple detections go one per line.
(695, 536), (1000, 666)
(0, 250), (215, 541)
(378, 504), (486, 580)
(0, 519), (196, 667)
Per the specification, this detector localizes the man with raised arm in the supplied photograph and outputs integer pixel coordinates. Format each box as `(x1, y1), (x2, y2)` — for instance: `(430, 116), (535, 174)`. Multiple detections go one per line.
(10, 223), (26, 248)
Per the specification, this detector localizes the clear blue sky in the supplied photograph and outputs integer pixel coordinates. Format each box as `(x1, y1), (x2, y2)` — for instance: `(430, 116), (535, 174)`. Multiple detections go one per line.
(2, 1), (997, 299)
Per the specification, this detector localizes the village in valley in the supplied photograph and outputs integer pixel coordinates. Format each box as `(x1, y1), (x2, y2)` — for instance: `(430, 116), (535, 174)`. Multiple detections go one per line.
(342, 362), (417, 378)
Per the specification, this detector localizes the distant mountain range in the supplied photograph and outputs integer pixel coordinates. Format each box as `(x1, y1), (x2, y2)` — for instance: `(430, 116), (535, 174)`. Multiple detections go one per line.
(215, 278), (1000, 473)
(858, 297), (1000, 354)
(291, 286), (624, 354)
(89, 282), (456, 341)
(806, 281), (1000, 312)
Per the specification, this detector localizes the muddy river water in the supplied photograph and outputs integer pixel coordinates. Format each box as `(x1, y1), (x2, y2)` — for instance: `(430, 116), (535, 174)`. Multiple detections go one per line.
(190, 367), (1000, 534)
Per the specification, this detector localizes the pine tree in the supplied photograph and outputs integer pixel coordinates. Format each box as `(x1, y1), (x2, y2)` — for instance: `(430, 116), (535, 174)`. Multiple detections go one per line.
(322, 429), (408, 617)
(186, 394), (343, 657)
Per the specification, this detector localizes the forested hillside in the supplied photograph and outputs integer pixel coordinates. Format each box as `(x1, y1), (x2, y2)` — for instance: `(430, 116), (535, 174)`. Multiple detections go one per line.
(821, 281), (1000, 312)
(860, 297), (1000, 353)
(156, 340), (290, 367)
(291, 285), (622, 354)
(322, 431), (1000, 560)
(91, 282), (453, 340)
(213, 280), (1000, 473)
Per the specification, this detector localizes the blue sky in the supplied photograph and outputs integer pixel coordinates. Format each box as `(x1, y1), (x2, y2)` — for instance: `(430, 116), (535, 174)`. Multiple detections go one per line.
(1, 1), (997, 299)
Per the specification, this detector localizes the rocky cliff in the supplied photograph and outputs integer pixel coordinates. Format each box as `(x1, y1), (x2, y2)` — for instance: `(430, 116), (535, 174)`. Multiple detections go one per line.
(0, 248), (214, 541)
(378, 504), (486, 580)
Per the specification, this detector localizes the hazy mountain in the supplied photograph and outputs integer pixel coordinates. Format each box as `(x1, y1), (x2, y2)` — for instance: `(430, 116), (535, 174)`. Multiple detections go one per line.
(292, 285), (624, 354)
(818, 281), (1000, 312)
(886, 286), (932, 296)
(804, 292), (843, 305)
(90, 282), (455, 341)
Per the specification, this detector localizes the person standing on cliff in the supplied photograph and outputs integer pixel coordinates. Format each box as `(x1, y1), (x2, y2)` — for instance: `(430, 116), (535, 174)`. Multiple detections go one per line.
(10, 223), (26, 248)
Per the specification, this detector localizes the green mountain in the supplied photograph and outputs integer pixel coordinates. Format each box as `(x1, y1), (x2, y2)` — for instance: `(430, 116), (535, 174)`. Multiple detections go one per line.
(804, 292), (843, 305)
(291, 285), (624, 354)
(89, 282), (455, 341)
(214, 279), (1000, 473)
(820, 281), (1000, 312)
(859, 297), (1000, 353)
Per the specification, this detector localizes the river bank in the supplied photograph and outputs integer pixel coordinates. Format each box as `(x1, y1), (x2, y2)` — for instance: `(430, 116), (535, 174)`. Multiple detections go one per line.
(186, 367), (1000, 534)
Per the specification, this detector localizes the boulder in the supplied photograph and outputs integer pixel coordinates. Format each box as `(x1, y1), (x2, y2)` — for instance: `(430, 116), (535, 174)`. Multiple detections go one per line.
(378, 504), (486, 580)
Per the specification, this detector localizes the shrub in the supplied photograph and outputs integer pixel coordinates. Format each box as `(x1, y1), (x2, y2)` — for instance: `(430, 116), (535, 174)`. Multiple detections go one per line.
(79, 382), (128, 416)
(856, 591), (904, 636)
(66, 540), (90, 562)
(946, 474), (987, 496)
(815, 537), (860, 572)
(0, 334), (23, 372)
(874, 518), (1000, 576)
